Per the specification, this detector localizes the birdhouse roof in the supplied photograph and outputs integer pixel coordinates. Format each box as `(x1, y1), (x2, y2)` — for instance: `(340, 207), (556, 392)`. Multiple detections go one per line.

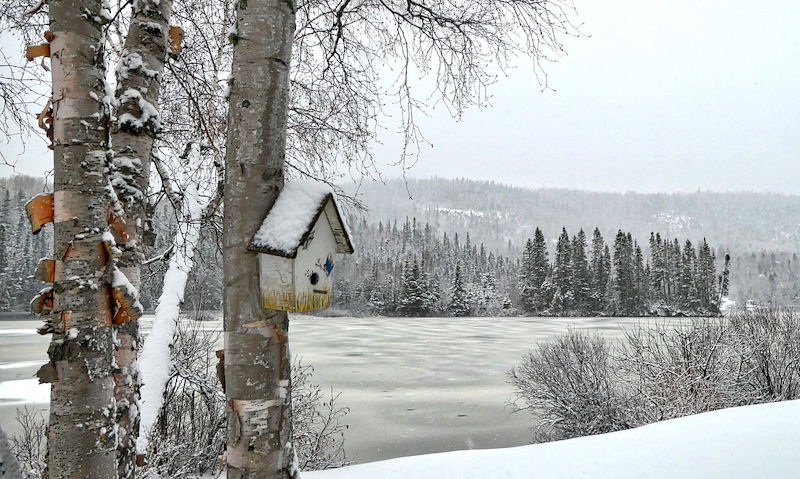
(248, 180), (354, 258)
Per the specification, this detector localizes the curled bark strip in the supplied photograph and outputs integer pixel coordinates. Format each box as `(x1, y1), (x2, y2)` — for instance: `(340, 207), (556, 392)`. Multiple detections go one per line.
(168, 26), (184, 54)
(111, 285), (142, 324)
(25, 193), (54, 234)
(36, 362), (57, 384)
(30, 288), (54, 315)
(37, 98), (54, 148)
(34, 258), (56, 282)
(25, 43), (50, 61)
(107, 212), (133, 244)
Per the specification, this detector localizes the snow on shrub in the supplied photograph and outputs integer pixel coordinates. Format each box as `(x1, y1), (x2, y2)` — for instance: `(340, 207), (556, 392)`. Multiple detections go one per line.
(509, 308), (800, 442)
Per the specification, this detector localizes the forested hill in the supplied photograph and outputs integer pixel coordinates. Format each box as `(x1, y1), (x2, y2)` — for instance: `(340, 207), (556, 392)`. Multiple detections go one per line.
(1, 175), (798, 312)
(346, 178), (800, 253)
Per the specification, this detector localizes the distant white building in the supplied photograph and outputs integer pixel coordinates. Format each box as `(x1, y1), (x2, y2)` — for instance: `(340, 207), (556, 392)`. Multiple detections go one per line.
(719, 297), (736, 315)
(745, 300), (761, 312)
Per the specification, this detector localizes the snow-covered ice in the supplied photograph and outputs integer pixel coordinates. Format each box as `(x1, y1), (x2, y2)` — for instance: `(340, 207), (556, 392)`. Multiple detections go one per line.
(0, 361), (46, 371)
(0, 329), (36, 336)
(0, 379), (49, 404)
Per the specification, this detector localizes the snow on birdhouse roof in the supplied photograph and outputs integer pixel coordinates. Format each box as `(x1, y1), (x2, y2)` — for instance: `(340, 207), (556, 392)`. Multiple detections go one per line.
(249, 180), (353, 258)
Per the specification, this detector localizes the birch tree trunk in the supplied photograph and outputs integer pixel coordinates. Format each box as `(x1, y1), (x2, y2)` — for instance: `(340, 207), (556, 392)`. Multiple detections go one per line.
(43, 0), (117, 477)
(108, 1), (173, 475)
(223, 1), (297, 477)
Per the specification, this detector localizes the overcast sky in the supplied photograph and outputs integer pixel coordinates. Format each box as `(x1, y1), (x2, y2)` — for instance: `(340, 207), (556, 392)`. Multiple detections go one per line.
(2, 0), (799, 194)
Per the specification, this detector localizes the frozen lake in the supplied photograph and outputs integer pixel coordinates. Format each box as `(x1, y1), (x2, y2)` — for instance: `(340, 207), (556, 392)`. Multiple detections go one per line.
(0, 314), (689, 463)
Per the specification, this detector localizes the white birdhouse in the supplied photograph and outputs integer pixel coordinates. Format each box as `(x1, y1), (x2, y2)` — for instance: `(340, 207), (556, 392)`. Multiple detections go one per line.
(248, 181), (354, 312)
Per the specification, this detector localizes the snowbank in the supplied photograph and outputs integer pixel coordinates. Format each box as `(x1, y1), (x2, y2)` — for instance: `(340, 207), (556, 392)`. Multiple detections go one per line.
(305, 400), (800, 479)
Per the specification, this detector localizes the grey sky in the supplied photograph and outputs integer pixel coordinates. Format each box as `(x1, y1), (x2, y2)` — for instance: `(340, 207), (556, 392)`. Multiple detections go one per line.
(2, 0), (799, 194)
(372, 0), (800, 193)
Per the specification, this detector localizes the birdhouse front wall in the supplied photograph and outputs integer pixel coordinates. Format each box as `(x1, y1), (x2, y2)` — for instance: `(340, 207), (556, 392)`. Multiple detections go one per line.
(292, 211), (337, 312)
(258, 254), (295, 311)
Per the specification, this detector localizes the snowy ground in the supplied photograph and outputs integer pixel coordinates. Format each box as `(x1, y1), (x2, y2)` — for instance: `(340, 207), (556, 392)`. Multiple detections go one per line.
(306, 400), (800, 479)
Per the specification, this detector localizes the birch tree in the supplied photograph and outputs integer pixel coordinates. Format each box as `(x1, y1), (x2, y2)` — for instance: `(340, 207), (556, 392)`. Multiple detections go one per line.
(109, 1), (174, 475)
(137, 142), (220, 456)
(34, 1), (119, 477)
(2, 0), (171, 475)
(222, 1), (297, 477)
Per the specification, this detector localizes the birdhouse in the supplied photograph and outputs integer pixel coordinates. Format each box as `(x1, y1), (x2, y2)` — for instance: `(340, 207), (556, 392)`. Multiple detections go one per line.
(248, 180), (354, 312)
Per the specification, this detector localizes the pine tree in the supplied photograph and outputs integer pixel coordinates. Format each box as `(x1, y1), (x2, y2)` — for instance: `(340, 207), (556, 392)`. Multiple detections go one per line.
(719, 253), (731, 300)
(0, 191), (9, 310)
(368, 287), (385, 314)
(613, 230), (635, 315)
(418, 260), (439, 315)
(649, 232), (665, 302)
(399, 257), (426, 316)
(552, 227), (572, 312)
(531, 228), (550, 311)
(696, 239), (718, 313)
(518, 238), (536, 313)
(589, 228), (608, 314)
(570, 229), (591, 313)
(633, 242), (647, 312)
(449, 264), (471, 317)
(381, 276), (397, 313)
(679, 240), (698, 311)
(402, 217), (411, 248)
(669, 238), (682, 303)
(476, 272), (502, 315)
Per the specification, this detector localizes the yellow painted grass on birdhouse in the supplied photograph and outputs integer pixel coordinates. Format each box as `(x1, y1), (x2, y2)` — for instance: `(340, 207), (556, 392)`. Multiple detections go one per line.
(260, 285), (331, 312)
(294, 286), (331, 312)
(261, 286), (295, 311)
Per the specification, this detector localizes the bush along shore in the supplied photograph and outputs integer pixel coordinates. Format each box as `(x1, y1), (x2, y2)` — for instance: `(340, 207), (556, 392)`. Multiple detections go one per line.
(508, 308), (799, 443)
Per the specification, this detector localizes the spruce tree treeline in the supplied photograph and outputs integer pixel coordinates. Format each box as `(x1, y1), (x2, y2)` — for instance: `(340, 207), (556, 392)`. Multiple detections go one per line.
(515, 227), (723, 316)
(334, 218), (727, 317)
(333, 217), (520, 317)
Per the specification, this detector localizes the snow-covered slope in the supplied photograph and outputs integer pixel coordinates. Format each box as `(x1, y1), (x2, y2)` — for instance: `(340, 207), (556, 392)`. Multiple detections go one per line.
(348, 177), (800, 252)
(305, 400), (800, 479)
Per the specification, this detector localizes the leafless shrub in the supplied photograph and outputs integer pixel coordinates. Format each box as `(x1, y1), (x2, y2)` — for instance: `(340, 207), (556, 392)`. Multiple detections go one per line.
(1, 426), (22, 479)
(9, 407), (46, 479)
(615, 321), (749, 426)
(139, 319), (226, 479)
(137, 318), (348, 478)
(510, 309), (800, 443)
(508, 330), (629, 442)
(291, 362), (349, 471)
(726, 308), (800, 401)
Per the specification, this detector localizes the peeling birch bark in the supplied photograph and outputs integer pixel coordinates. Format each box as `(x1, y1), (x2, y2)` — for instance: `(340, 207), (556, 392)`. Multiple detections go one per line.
(45, 2), (116, 477)
(223, 1), (297, 478)
(108, 0), (174, 475)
